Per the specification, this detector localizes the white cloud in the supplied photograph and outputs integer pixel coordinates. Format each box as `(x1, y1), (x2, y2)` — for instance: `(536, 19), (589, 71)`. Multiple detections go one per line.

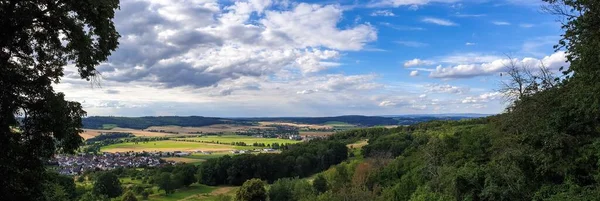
(410, 70), (420, 77)
(465, 42), (476, 46)
(396, 41), (429, 47)
(404, 59), (435, 67)
(429, 52), (568, 79)
(379, 100), (397, 107)
(492, 21), (511, 25)
(425, 84), (469, 94)
(455, 13), (486, 17)
(90, 0), (378, 89)
(422, 17), (458, 26)
(371, 10), (395, 16)
(462, 92), (502, 103)
(380, 22), (425, 31)
(438, 53), (504, 64)
(368, 0), (460, 8)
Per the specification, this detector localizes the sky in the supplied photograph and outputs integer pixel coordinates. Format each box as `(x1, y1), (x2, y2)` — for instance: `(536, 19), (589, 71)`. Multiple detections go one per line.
(55, 0), (569, 117)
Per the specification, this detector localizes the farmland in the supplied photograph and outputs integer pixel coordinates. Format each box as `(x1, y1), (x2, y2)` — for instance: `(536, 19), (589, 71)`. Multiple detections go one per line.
(100, 140), (251, 153)
(81, 128), (177, 140)
(185, 135), (300, 145)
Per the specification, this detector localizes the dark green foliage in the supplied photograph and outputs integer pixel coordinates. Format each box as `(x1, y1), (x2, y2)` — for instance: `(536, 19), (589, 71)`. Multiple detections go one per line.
(198, 140), (347, 186)
(173, 164), (197, 187)
(44, 172), (77, 199)
(235, 179), (267, 201)
(313, 175), (329, 194)
(0, 0), (120, 199)
(86, 132), (135, 142)
(268, 178), (295, 201)
(93, 172), (123, 198)
(155, 172), (177, 195)
(141, 190), (150, 200)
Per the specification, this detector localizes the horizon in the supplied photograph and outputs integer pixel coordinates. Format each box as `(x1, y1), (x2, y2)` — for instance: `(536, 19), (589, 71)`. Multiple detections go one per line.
(83, 113), (495, 118)
(54, 0), (566, 117)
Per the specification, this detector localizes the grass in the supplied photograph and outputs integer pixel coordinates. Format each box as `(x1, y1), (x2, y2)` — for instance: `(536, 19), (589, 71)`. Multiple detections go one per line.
(100, 140), (254, 152)
(148, 184), (218, 201)
(187, 135), (300, 145)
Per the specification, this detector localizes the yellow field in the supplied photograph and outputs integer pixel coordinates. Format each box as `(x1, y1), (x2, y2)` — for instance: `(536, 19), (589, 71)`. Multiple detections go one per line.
(100, 140), (245, 153)
(347, 139), (369, 149)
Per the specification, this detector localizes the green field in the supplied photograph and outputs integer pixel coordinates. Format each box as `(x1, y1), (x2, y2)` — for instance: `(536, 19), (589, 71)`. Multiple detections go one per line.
(101, 124), (118, 130)
(100, 140), (253, 152)
(148, 184), (218, 201)
(187, 135), (300, 145)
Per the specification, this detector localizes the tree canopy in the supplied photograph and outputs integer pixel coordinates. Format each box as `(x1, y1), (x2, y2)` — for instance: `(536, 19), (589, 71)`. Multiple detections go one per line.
(0, 0), (120, 199)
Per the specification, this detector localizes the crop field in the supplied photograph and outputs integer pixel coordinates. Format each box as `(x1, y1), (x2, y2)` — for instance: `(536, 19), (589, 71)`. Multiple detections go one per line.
(258, 121), (333, 129)
(186, 135), (300, 145)
(81, 128), (177, 140)
(146, 124), (273, 134)
(100, 140), (251, 152)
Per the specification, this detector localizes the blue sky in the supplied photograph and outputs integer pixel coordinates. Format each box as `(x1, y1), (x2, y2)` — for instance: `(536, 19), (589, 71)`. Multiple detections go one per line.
(55, 0), (568, 117)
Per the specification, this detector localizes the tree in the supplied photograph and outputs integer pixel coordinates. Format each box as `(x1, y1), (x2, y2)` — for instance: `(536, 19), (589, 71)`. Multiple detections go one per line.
(174, 164), (196, 187)
(156, 172), (176, 195)
(235, 179), (267, 201)
(0, 0), (120, 200)
(313, 175), (328, 194)
(122, 191), (138, 201)
(93, 172), (123, 198)
(269, 178), (294, 201)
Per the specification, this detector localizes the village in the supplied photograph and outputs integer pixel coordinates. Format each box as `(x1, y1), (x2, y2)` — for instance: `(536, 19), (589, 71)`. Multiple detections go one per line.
(51, 153), (168, 175)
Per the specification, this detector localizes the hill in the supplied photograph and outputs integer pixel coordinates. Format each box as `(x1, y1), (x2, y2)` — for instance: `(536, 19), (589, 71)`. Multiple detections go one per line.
(82, 115), (485, 130)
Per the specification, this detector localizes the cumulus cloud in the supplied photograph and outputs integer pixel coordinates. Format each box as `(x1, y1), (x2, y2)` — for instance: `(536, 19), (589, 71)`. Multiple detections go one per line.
(422, 17), (458, 26)
(371, 10), (395, 16)
(462, 92), (502, 103)
(410, 70), (420, 77)
(429, 51), (568, 79)
(404, 59), (435, 67)
(95, 0), (377, 88)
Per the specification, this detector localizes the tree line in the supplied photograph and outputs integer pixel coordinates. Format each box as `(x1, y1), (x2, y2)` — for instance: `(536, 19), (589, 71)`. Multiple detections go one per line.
(198, 139), (348, 186)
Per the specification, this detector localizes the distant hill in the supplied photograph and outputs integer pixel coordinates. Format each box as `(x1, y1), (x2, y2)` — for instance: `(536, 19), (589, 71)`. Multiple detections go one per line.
(237, 115), (399, 127)
(82, 114), (488, 130)
(82, 116), (230, 129)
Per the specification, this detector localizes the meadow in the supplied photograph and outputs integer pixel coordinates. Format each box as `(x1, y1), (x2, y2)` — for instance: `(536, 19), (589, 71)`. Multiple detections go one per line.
(185, 135), (300, 145)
